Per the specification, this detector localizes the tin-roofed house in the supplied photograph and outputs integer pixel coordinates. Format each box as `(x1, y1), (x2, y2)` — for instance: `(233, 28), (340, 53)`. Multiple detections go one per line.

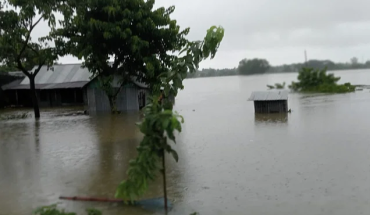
(248, 90), (288, 113)
(1, 64), (150, 113)
(2, 64), (90, 108)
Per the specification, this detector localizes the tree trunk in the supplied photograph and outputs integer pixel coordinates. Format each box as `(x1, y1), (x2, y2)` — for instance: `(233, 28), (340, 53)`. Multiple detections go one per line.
(108, 95), (118, 114)
(29, 76), (40, 119)
(162, 150), (168, 213)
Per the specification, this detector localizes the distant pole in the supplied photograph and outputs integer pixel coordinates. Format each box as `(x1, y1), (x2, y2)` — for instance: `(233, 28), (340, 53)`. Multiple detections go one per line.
(304, 50), (307, 63)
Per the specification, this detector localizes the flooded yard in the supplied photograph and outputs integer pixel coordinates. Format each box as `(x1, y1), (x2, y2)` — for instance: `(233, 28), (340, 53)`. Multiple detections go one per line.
(1, 70), (370, 215)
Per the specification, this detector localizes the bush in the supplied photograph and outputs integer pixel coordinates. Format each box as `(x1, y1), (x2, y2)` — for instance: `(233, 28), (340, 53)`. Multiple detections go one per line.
(267, 82), (285, 89)
(0, 112), (29, 120)
(289, 67), (355, 93)
(33, 205), (101, 215)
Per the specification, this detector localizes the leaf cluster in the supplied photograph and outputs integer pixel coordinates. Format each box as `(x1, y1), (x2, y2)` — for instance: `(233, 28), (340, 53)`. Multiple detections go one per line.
(289, 67), (355, 93)
(33, 205), (102, 215)
(0, 0), (59, 76)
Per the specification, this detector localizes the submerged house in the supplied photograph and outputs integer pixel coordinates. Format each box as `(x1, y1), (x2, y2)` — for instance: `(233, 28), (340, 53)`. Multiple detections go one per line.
(1, 64), (150, 113)
(248, 90), (288, 113)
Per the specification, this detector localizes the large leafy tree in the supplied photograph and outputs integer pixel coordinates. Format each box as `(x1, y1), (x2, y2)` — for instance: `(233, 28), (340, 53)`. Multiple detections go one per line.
(0, 0), (58, 118)
(238, 58), (270, 75)
(54, 0), (224, 210)
(53, 0), (188, 113)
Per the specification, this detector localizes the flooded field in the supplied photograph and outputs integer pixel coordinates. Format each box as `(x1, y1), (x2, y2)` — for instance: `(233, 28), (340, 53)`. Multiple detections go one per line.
(1, 69), (370, 215)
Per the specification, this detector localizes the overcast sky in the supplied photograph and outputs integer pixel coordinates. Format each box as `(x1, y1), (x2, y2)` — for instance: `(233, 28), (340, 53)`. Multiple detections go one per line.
(36, 0), (370, 69)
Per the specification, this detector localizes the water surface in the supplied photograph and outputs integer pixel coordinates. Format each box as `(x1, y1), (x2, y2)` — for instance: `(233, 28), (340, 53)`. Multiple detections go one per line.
(1, 69), (370, 215)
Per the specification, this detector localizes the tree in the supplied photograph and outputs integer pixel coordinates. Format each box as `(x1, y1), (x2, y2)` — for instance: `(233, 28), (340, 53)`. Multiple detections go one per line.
(238, 58), (270, 75)
(53, 0), (189, 113)
(53, 1), (224, 210)
(289, 67), (355, 93)
(113, 24), (224, 211)
(0, 0), (58, 118)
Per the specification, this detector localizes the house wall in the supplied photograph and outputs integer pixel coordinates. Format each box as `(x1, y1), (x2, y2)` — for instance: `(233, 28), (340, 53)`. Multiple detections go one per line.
(254, 100), (288, 113)
(37, 89), (84, 108)
(126, 87), (139, 110)
(87, 86), (149, 113)
(0, 74), (23, 108)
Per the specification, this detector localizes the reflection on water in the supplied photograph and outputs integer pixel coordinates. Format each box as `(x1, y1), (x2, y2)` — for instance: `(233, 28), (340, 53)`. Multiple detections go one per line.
(254, 113), (288, 124)
(2, 70), (370, 215)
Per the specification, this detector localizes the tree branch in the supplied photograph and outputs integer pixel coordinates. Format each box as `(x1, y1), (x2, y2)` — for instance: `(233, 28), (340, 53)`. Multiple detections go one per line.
(16, 58), (30, 77)
(26, 44), (40, 56)
(33, 59), (47, 77)
(18, 16), (43, 59)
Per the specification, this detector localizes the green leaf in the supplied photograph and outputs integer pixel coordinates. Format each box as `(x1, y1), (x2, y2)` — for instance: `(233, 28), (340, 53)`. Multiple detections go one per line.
(170, 149), (179, 162)
(86, 209), (102, 215)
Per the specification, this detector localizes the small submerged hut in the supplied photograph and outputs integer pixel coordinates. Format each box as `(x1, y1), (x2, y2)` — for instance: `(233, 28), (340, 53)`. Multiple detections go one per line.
(248, 90), (288, 113)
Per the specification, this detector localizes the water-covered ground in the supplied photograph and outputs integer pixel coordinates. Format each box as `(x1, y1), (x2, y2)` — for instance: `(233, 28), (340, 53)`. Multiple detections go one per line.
(1, 70), (370, 215)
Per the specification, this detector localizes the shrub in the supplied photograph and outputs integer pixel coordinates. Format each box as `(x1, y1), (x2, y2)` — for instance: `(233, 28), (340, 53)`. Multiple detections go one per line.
(289, 67), (355, 93)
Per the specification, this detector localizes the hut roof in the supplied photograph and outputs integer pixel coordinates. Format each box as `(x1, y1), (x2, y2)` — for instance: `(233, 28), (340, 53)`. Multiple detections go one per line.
(1, 64), (148, 90)
(248, 90), (288, 101)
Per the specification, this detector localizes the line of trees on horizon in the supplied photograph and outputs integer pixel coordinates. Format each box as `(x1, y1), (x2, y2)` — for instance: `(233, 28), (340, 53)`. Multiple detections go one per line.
(187, 57), (370, 78)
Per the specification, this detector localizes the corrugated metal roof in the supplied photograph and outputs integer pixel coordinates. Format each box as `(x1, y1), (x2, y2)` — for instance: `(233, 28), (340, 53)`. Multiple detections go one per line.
(2, 81), (89, 90)
(1, 79), (23, 90)
(20, 64), (91, 85)
(3, 63), (148, 90)
(7, 71), (26, 77)
(248, 90), (288, 101)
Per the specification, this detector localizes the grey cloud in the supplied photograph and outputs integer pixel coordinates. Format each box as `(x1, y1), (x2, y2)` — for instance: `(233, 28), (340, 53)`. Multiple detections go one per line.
(36, 0), (370, 67)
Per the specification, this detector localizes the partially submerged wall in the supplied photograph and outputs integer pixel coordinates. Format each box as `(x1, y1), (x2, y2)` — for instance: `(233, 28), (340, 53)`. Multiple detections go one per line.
(0, 73), (23, 108)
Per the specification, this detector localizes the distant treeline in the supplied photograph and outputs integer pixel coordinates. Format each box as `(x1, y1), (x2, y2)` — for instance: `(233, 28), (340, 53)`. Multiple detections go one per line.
(187, 57), (370, 78)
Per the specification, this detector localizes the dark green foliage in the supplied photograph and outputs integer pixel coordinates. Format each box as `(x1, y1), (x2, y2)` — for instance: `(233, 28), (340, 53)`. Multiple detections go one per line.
(33, 205), (76, 215)
(33, 205), (102, 215)
(86, 209), (102, 215)
(185, 58), (370, 79)
(238, 58), (270, 75)
(0, 0), (59, 118)
(0, 65), (17, 73)
(53, 0), (190, 112)
(289, 67), (355, 93)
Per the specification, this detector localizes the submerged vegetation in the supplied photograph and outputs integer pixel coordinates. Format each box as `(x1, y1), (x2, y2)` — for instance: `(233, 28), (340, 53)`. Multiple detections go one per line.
(0, 112), (29, 120)
(33, 205), (101, 215)
(267, 82), (286, 89)
(289, 68), (355, 93)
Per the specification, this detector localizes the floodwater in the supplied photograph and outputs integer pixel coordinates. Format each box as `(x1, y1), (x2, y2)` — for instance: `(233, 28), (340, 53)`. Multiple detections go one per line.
(2, 69), (370, 215)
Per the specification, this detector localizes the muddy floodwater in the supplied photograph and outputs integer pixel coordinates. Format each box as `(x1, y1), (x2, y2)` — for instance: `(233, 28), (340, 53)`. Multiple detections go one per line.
(2, 69), (370, 215)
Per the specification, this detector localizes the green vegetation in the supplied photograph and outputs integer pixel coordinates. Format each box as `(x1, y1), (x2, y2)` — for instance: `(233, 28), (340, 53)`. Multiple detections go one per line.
(289, 68), (355, 93)
(33, 205), (101, 215)
(0, 112), (29, 120)
(187, 58), (370, 78)
(0, 65), (17, 73)
(237, 58), (270, 75)
(34, 204), (198, 215)
(53, 0), (189, 113)
(267, 82), (286, 89)
(0, 0), (59, 118)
